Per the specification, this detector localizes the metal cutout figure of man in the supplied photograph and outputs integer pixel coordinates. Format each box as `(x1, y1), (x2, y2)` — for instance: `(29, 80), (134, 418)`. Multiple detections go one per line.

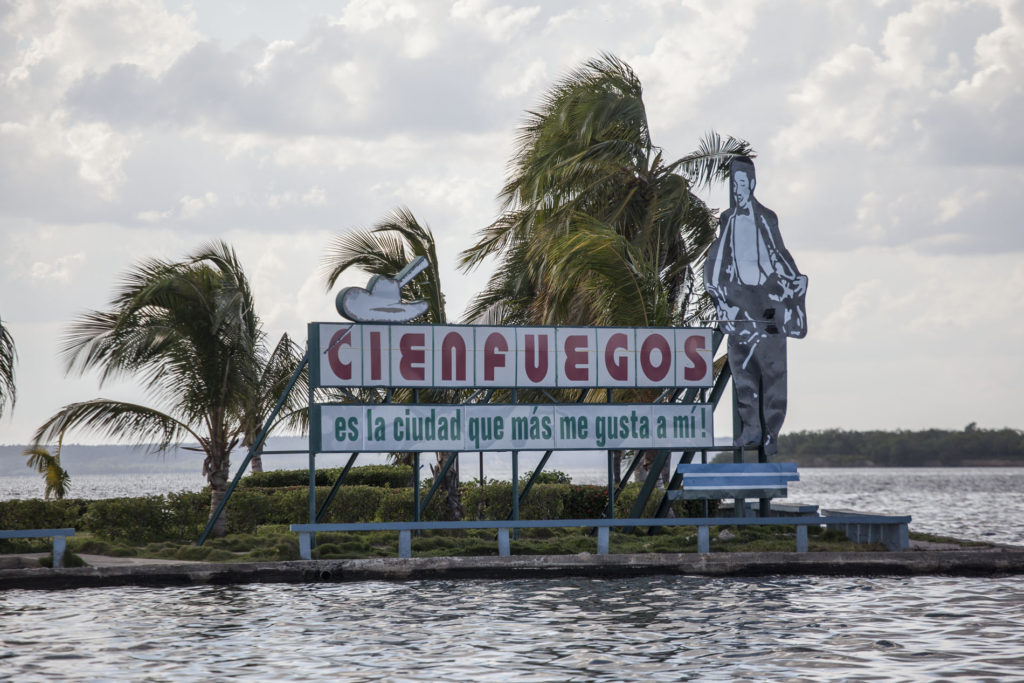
(704, 156), (807, 456)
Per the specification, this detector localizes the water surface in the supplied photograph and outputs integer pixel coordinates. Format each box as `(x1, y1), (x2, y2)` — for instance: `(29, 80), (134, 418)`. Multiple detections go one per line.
(2, 576), (1022, 680)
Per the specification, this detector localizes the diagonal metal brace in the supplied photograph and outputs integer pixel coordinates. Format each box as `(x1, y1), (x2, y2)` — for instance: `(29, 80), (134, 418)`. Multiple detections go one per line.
(316, 452), (360, 522)
(196, 351), (309, 546)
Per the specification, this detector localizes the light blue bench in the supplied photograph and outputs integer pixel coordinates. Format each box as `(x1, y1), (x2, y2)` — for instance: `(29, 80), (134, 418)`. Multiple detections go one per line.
(291, 511), (911, 558)
(0, 528), (75, 567)
(668, 462), (800, 505)
(823, 509), (911, 551)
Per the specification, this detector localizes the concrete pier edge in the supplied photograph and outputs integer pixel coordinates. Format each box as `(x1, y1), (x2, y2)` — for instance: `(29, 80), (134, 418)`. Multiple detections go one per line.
(3, 548), (1024, 591)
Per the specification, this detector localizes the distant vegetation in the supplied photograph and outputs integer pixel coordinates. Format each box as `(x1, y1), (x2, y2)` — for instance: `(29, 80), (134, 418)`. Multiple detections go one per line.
(778, 424), (1024, 466)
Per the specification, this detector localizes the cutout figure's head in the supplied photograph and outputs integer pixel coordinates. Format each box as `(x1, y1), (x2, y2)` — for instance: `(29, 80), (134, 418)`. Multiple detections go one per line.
(730, 156), (756, 211)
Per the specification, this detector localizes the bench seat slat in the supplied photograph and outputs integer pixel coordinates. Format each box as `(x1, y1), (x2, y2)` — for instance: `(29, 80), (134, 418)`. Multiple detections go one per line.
(677, 462), (798, 474)
(683, 475), (797, 488)
(669, 488), (790, 501)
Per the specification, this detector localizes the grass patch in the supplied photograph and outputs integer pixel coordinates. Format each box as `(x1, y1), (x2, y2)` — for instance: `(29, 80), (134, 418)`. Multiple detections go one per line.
(909, 531), (986, 547)
(38, 551), (87, 568)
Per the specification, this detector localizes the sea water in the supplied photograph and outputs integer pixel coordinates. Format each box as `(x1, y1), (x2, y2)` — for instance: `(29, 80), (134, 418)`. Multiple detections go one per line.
(2, 468), (1023, 680)
(1, 576), (1022, 680)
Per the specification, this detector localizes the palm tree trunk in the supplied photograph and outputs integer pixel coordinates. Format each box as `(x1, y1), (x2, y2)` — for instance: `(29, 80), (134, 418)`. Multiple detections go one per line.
(243, 430), (264, 474)
(432, 452), (463, 521)
(205, 451), (231, 537)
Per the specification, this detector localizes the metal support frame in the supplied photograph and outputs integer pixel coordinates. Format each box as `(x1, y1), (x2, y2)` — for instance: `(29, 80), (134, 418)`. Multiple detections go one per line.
(646, 354), (732, 530)
(508, 389), (590, 520)
(294, 326), (730, 546)
(315, 452), (360, 522)
(196, 351), (309, 546)
(418, 451), (458, 518)
(414, 453), (421, 523)
(511, 450), (519, 537)
(419, 386), (498, 514)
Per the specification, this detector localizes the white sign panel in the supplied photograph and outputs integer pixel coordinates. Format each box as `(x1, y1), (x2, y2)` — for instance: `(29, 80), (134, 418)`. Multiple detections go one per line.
(311, 323), (713, 390)
(313, 403), (713, 453)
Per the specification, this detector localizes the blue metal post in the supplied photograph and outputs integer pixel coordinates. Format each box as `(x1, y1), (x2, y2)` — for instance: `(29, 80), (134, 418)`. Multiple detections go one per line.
(607, 451), (615, 519)
(413, 453), (421, 523)
(308, 451), (316, 524)
(512, 450), (519, 539)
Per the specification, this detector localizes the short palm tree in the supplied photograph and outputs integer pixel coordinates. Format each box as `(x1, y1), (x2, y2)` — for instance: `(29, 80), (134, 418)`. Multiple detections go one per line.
(31, 242), (306, 537)
(322, 207), (463, 519)
(24, 431), (70, 500)
(0, 316), (15, 419)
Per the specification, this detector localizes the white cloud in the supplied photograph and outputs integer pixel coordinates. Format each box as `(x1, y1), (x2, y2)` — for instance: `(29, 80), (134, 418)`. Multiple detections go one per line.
(450, 1), (541, 42)
(2, 0), (1023, 444)
(333, 0), (418, 32)
(179, 192), (217, 219)
(29, 252), (85, 284)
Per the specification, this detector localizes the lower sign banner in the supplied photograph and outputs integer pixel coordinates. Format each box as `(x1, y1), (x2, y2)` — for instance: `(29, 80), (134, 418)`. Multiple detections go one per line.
(312, 403), (713, 453)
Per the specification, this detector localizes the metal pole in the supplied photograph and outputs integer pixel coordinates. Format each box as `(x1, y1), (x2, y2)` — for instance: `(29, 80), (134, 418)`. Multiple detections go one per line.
(607, 451), (615, 520)
(316, 452), (359, 522)
(512, 450), (519, 539)
(308, 450), (316, 523)
(413, 452), (421, 523)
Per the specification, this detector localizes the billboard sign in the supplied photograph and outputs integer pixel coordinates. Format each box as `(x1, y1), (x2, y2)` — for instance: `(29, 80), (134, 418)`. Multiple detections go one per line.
(310, 323), (713, 390)
(312, 402), (713, 452)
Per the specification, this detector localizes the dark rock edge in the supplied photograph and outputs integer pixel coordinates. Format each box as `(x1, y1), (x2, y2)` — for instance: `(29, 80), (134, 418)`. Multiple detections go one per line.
(3, 548), (1024, 591)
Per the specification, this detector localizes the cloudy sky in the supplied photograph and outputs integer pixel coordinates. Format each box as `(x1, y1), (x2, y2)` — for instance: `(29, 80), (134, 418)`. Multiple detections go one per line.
(1, 0), (1022, 446)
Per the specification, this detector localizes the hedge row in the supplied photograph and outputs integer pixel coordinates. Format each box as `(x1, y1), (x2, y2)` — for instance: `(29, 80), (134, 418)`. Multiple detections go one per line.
(240, 464), (414, 489)
(0, 482), (703, 546)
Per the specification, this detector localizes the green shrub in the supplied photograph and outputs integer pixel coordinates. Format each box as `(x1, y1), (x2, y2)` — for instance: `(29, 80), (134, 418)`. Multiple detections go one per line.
(83, 496), (170, 544)
(461, 481), (513, 520)
(460, 482), (565, 521)
(375, 487), (446, 522)
(562, 485), (609, 519)
(239, 465), (413, 489)
(613, 482), (717, 519)
(519, 470), (572, 485)
(164, 491), (209, 539)
(0, 498), (87, 530)
(317, 486), (383, 523)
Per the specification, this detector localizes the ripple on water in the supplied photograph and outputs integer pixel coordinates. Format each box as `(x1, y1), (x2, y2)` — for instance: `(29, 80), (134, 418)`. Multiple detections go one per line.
(3, 576), (1023, 680)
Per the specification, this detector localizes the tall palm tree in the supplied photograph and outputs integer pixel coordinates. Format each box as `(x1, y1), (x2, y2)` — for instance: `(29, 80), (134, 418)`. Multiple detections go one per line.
(322, 207), (463, 519)
(459, 53), (750, 328)
(0, 315), (15, 419)
(31, 241), (305, 537)
(459, 53), (748, 482)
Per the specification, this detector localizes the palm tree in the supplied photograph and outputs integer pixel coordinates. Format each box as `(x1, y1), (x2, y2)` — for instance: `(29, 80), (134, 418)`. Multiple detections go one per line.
(0, 315), (15, 419)
(459, 53), (750, 328)
(31, 241), (305, 537)
(239, 332), (307, 474)
(459, 53), (748, 482)
(24, 431), (70, 500)
(322, 207), (463, 519)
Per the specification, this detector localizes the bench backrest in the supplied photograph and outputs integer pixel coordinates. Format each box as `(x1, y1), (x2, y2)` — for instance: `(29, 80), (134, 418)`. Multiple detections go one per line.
(676, 462), (799, 499)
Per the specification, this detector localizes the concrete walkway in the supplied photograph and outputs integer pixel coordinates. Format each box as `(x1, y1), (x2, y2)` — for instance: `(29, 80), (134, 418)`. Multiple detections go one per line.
(2, 545), (1023, 591)
(0, 553), (201, 570)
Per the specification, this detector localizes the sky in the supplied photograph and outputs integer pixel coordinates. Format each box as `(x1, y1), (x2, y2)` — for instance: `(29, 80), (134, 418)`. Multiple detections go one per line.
(1, 0), (1022, 447)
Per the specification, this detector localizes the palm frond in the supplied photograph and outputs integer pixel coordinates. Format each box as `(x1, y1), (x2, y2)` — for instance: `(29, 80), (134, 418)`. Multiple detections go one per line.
(0, 317), (15, 418)
(668, 131), (753, 191)
(32, 399), (199, 452)
(323, 207), (448, 324)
